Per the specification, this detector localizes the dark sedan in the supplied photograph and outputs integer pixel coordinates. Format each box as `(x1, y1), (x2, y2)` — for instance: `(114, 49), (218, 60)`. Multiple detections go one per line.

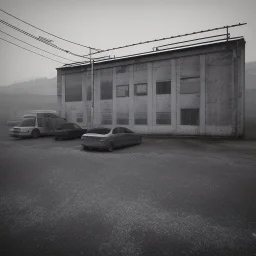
(54, 123), (87, 140)
(81, 127), (141, 152)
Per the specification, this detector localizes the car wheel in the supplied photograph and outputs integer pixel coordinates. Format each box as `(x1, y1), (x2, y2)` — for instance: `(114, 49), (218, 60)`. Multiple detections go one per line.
(107, 142), (114, 152)
(137, 137), (141, 145)
(54, 137), (59, 141)
(83, 145), (88, 150)
(31, 129), (40, 138)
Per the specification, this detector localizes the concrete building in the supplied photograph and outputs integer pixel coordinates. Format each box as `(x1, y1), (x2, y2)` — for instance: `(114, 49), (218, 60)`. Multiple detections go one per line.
(56, 38), (245, 137)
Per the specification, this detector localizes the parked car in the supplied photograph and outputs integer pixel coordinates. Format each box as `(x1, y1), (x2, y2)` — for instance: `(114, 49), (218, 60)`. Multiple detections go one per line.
(54, 123), (87, 140)
(9, 110), (66, 138)
(81, 127), (141, 152)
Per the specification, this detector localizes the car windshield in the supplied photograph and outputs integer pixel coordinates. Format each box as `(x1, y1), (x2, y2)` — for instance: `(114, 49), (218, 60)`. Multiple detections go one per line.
(18, 117), (36, 127)
(87, 128), (111, 135)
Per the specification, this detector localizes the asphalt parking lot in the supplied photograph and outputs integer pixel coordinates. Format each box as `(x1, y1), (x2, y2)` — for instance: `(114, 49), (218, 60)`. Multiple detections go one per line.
(0, 126), (256, 256)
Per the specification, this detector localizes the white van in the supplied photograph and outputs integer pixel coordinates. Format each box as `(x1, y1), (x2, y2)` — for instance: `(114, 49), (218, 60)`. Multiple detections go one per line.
(9, 110), (66, 138)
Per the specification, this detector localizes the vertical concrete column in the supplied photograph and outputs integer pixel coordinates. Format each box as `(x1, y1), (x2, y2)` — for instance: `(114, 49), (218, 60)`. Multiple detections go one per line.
(152, 63), (156, 132)
(112, 67), (117, 126)
(82, 72), (87, 128)
(129, 65), (134, 128)
(171, 59), (177, 133)
(200, 55), (206, 135)
(147, 62), (153, 132)
(176, 58), (181, 131)
(94, 70), (101, 127)
(239, 45), (245, 136)
(61, 74), (65, 119)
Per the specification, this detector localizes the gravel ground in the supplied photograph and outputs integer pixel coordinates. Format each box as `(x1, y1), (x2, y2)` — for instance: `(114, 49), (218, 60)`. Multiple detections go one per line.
(0, 127), (256, 256)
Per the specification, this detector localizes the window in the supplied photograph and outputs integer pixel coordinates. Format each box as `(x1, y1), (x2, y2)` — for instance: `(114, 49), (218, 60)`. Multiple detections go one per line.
(74, 124), (82, 129)
(65, 73), (82, 102)
(180, 77), (200, 94)
(87, 128), (111, 135)
(181, 109), (199, 126)
(48, 113), (58, 118)
(124, 128), (134, 133)
(117, 85), (129, 97)
(117, 113), (129, 125)
(134, 83), (147, 96)
(113, 127), (125, 134)
(135, 112), (147, 125)
(76, 113), (83, 123)
(101, 81), (113, 100)
(156, 112), (171, 125)
(61, 123), (75, 129)
(37, 118), (43, 127)
(116, 65), (128, 74)
(101, 113), (112, 125)
(18, 117), (36, 127)
(156, 81), (171, 95)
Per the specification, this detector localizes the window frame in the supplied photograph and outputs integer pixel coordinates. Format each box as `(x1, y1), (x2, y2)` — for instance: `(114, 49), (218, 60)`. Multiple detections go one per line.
(180, 108), (200, 126)
(134, 83), (147, 96)
(116, 85), (129, 98)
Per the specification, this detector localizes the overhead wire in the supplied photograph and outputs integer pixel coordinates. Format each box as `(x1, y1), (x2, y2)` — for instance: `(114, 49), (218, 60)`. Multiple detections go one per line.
(0, 7), (101, 51)
(0, 29), (78, 62)
(0, 37), (65, 64)
(0, 18), (91, 59)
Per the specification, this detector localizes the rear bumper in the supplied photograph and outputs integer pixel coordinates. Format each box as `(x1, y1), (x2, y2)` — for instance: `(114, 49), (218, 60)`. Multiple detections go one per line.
(81, 140), (108, 149)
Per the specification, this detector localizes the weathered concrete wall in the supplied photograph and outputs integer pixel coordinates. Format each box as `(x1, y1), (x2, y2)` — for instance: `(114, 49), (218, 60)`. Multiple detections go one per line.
(58, 39), (245, 137)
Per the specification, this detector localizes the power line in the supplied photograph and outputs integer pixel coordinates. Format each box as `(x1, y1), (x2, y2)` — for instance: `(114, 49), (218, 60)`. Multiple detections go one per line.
(0, 19), (91, 59)
(0, 7), (101, 51)
(0, 37), (65, 64)
(85, 22), (247, 57)
(0, 29), (78, 62)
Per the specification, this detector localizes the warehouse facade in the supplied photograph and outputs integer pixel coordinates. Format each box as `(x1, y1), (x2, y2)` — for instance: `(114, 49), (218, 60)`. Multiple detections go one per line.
(56, 38), (245, 137)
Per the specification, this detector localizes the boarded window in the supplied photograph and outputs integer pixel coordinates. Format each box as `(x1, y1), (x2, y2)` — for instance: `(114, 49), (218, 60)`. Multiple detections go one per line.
(101, 113), (112, 125)
(181, 109), (199, 126)
(65, 73), (82, 102)
(156, 112), (171, 125)
(101, 81), (113, 100)
(117, 85), (129, 97)
(76, 113), (83, 123)
(116, 65), (128, 74)
(135, 112), (147, 125)
(156, 81), (171, 95)
(117, 113), (129, 125)
(180, 77), (200, 94)
(134, 83), (147, 96)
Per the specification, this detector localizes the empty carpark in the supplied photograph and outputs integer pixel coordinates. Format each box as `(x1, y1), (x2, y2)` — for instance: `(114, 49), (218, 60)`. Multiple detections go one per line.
(0, 125), (256, 256)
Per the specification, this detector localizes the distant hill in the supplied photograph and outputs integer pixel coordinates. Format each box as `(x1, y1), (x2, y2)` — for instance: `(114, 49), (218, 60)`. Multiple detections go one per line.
(245, 61), (256, 89)
(0, 77), (56, 95)
(0, 93), (57, 125)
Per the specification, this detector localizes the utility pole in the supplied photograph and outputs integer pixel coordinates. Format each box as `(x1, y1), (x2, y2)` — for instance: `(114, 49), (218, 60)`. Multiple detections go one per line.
(90, 48), (94, 129)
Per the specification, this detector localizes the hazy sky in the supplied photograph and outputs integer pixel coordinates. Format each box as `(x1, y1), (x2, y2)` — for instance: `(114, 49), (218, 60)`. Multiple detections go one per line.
(0, 0), (255, 86)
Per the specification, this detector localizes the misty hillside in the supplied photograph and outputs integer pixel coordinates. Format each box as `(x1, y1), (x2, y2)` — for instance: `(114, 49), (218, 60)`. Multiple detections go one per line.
(0, 77), (57, 95)
(0, 93), (57, 125)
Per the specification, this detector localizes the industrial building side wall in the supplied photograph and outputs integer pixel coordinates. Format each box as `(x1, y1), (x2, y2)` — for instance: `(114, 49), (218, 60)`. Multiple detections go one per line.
(57, 40), (245, 137)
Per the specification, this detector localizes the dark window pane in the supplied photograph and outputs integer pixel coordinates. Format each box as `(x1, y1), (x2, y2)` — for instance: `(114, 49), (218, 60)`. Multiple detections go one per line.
(134, 84), (147, 96)
(181, 109), (199, 126)
(74, 124), (82, 129)
(124, 128), (134, 133)
(156, 112), (171, 125)
(117, 85), (129, 97)
(101, 81), (113, 100)
(65, 73), (82, 102)
(156, 81), (171, 95)
(61, 123), (75, 129)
